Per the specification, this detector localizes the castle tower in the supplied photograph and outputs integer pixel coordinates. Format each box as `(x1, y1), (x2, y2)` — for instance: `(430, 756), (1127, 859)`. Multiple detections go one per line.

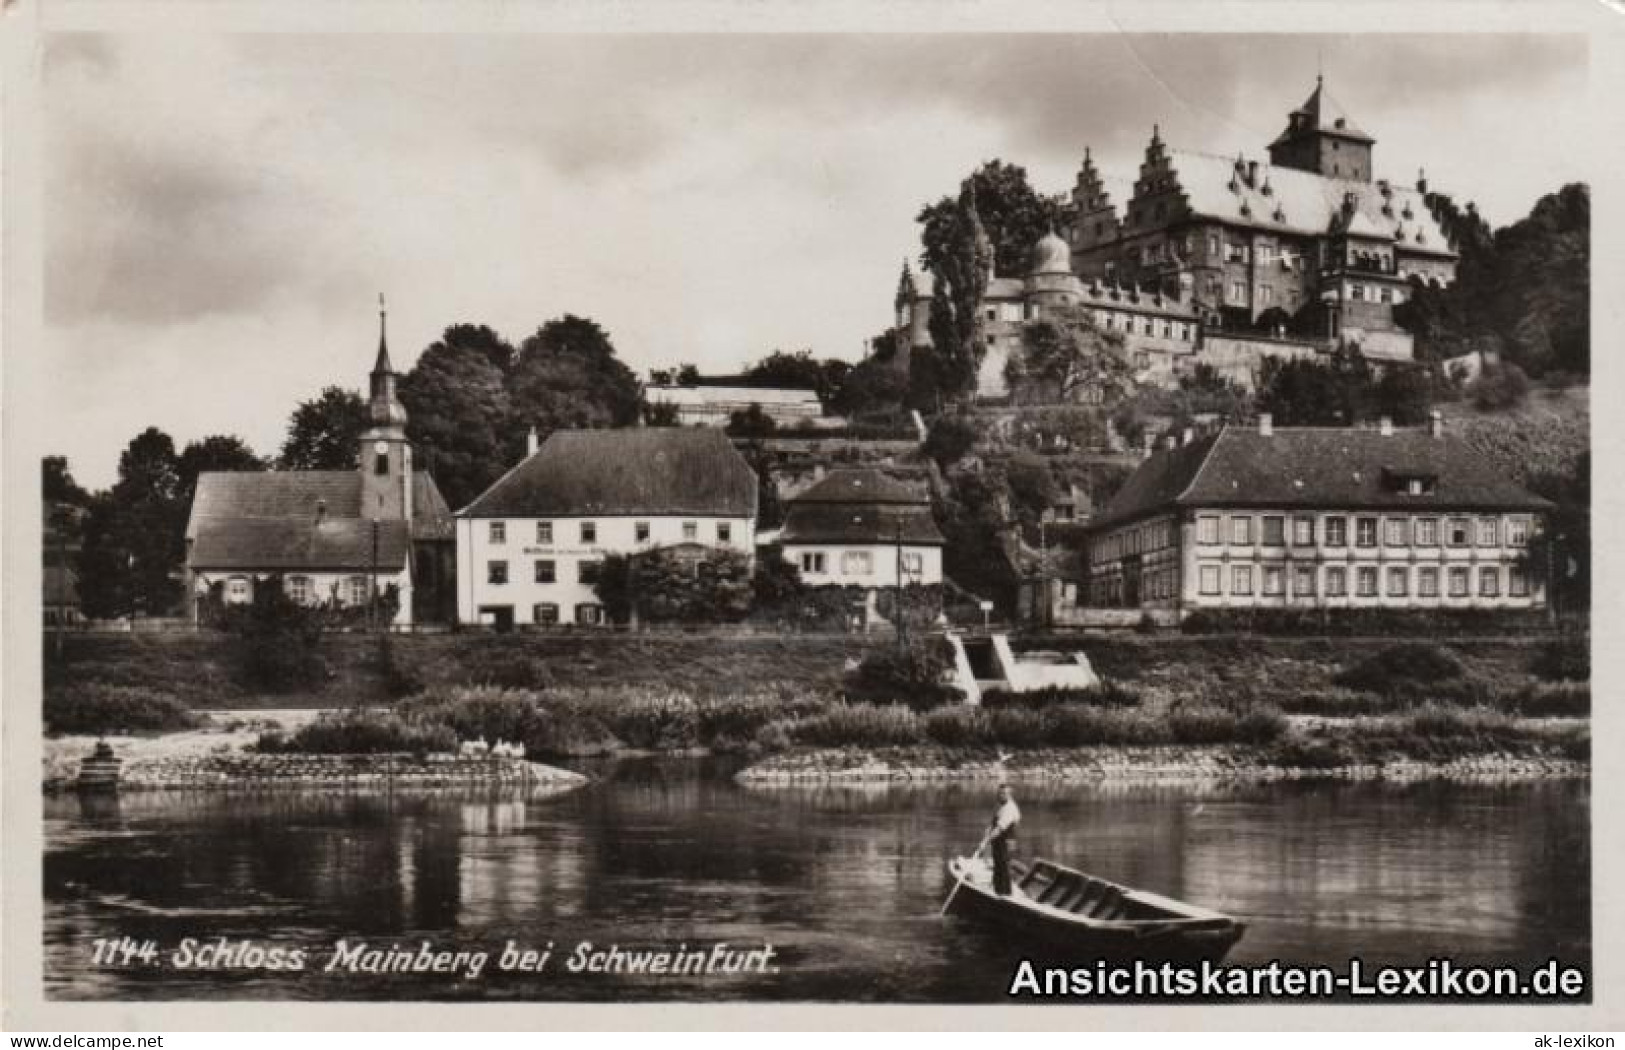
(1069, 147), (1120, 259)
(1267, 75), (1374, 182)
(359, 294), (413, 522)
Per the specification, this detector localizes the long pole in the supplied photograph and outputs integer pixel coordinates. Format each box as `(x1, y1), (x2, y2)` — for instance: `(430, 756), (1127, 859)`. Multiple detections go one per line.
(939, 831), (994, 916)
(894, 515), (906, 651)
(370, 518), (379, 633)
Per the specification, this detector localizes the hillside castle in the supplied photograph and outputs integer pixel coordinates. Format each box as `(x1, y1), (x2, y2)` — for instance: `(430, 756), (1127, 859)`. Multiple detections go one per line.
(892, 79), (1460, 398)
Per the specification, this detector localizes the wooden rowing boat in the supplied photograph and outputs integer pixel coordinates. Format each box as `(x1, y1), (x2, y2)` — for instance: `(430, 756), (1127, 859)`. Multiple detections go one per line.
(944, 855), (1246, 962)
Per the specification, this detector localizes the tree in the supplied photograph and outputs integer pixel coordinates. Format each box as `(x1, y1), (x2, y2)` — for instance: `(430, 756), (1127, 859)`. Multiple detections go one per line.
(1372, 366), (1439, 425)
(509, 315), (642, 461)
(43, 456), (91, 507)
(1257, 346), (1378, 426)
(743, 349), (852, 407)
(594, 547), (755, 625)
(920, 179), (995, 405)
(1466, 359), (1531, 411)
(917, 159), (1058, 281)
(1010, 306), (1136, 404)
(750, 543), (804, 610)
(279, 386), (369, 470)
(642, 400), (682, 427)
(676, 363), (702, 386)
(923, 415), (979, 468)
(176, 435), (265, 511)
(833, 351), (909, 417)
(1004, 453), (1056, 527)
(77, 427), (187, 618)
(725, 403), (778, 438)
(739, 442), (783, 529)
(400, 326), (517, 510)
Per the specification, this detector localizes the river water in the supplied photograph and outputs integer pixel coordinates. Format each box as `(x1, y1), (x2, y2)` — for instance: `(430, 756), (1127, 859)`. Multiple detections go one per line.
(43, 756), (1589, 1002)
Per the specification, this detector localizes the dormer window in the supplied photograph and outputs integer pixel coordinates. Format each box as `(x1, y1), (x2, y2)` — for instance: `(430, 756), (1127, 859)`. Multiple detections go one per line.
(1383, 468), (1438, 495)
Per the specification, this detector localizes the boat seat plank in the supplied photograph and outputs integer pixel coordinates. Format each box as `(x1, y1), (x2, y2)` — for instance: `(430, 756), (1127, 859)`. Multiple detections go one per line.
(1075, 881), (1107, 915)
(1088, 887), (1126, 919)
(1037, 874), (1077, 906)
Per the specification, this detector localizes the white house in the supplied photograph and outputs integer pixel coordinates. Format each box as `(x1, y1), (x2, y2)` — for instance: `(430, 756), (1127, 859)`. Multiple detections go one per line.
(455, 427), (759, 628)
(777, 469), (945, 588)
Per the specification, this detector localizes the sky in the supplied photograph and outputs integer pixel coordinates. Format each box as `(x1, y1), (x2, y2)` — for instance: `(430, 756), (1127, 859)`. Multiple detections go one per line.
(43, 32), (1588, 488)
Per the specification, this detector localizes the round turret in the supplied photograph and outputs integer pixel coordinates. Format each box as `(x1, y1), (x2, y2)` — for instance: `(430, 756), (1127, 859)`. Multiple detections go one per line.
(1030, 231), (1072, 276)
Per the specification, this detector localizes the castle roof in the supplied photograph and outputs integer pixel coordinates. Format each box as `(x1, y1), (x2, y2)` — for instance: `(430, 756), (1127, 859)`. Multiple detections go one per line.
(1165, 149), (1454, 255)
(1088, 426), (1553, 532)
(1272, 79), (1374, 146)
(1030, 230), (1073, 275)
(459, 428), (758, 519)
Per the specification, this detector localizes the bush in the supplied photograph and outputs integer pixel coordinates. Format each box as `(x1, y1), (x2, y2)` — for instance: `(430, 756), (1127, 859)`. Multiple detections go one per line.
(261, 708), (457, 756)
(793, 703), (924, 748)
(1264, 734), (1356, 770)
(923, 706), (994, 747)
(1167, 703), (1239, 745)
(1467, 361), (1531, 410)
(1333, 643), (1464, 696)
(845, 638), (959, 708)
(1234, 705), (1290, 745)
(1531, 635), (1589, 682)
(44, 683), (203, 736)
(981, 681), (1140, 710)
(1501, 681), (1589, 718)
(607, 694), (701, 750)
(400, 687), (616, 758)
(1043, 706), (1161, 747)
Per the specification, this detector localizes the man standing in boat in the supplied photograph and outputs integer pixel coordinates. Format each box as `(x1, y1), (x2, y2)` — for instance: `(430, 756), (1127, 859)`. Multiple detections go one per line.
(986, 784), (1021, 896)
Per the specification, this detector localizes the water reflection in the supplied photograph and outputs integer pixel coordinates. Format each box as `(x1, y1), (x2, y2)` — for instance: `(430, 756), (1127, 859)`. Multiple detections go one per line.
(44, 761), (1589, 1001)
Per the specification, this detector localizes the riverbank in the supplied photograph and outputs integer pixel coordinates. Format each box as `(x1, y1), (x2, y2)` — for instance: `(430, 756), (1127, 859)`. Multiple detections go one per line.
(42, 711), (586, 793)
(737, 740), (1590, 784)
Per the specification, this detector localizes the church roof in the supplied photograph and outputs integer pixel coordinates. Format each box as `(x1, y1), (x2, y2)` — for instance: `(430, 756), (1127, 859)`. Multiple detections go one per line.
(1165, 148), (1454, 254)
(185, 469), (454, 571)
(459, 428), (758, 519)
(1088, 425), (1553, 531)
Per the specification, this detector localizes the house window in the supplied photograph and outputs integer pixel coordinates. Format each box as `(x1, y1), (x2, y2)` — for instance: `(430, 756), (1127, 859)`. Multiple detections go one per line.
(1418, 567), (1440, 598)
(1380, 287), (1394, 304)
(902, 552), (924, 577)
(1134, 352), (1150, 370)
(1350, 284), (1365, 302)
(533, 603), (559, 625)
(1230, 516), (1253, 545)
(1263, 566), (1286, 596)
(581, 522), (597, 544)
(1208, 234), (1220, 257)
(1231, 565), (1253, 595)
(1325, 516), (1347, 547)
(1294, 565), (1316, 597)
(1476, 518), (1499, 547)
(1508, 518), (1531, 546)
(1199, 565), (1221, 596)
(487, 561), (508, 586)
(1448, 518), (1471, 546)
(1356, 567), (1378, 597)
(1326, 566), (1348, 597)
(534, 560), (556, 584)
(1387, 567), (1408, 597)
(1416, 518), (1439, 547)
(1356, 517), (1378, 548)
(1292, 516), (1315, 546)
(1229, 281), (1246, 303)
(489, 521), (506, 545)
(635, 522), (651, 543)
(718, 523), (732, 543)
(374, 453), (390, 476)
(576, 603), (603, 626)
(536, 521), (553, 544)
(226, 576), (252, 603)
(1198, 515), (1221, 545)
(285, 575), (311, 604)
(842, 551), (874, 576)
(1262, 516), (1285, 546)
(1510, 567), (1529, 597)
(683, 521), (698, 541)
(800, 552), (826, 574)
(1384, 518), (1409, 547)
(1448, 567), (1470, 597)
(1479, 567), (1500, 597)
(578, 560), (602, 584)
(1260, 286), (1274, 306)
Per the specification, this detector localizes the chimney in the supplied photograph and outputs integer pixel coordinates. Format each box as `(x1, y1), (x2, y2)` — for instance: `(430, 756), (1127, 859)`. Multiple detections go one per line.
(1379, 416), (1394, 437)
(1246, 160), (1258, 186)
(314, 499), (327, 528)
(1258, 412), (1273, 437)
(1428, 410), (1444, 438)
(1417, 168), (1429, 195)
(526, 426), (540, 457)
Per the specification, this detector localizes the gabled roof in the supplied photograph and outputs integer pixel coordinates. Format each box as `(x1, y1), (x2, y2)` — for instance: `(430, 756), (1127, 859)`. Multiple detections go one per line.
(1163, 149), (1453, 254)
(1089, 426), (1554, 530)
(186, 469), (454, 571)
(460, 428), (758, 519)
(1272, 80), (1374, 145)
(792, 468), (928, 505)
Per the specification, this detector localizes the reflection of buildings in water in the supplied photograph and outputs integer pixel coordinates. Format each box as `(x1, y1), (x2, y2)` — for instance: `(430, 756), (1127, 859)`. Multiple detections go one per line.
(456, 802), (587, 927)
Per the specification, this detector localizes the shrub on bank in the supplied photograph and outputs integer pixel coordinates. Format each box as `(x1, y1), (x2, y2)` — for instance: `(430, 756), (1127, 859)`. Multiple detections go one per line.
(791, 703), (924, 748)
(980, 681), (1140, 710)
(258, 708), (456, 756)
(1531, 635), (1589, 682)
(1502, 681), (1589, 718)
(845, 638), (960, 708)
(1333, 643), (1464, 696)
(44, 683), (203, 736)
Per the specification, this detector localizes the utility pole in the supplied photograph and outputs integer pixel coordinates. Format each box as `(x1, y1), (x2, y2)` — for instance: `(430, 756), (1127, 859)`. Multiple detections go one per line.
(894, 513), (907, 652)
(370, 517), (380, 633)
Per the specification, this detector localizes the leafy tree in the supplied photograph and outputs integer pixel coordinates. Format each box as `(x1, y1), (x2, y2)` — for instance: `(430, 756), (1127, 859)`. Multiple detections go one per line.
(176, 435), (265, 511)
(739, 443), (783, 529)
(400, 326), (517, 510)
(743, 349), (852, 407)
(1009, 306), (1136, 404)
(921, 180), (994, 404)
(923, 414), (978, 468)
(1372, 366), (1439, 425)
(750, 543), (804, 609)
(509, 315), (642, 461)
(1004, 453), (1057, 527)
(676, 363), (701, 386)
(725, 403), (777, 438)
(834, 352), (909, 417)
(917, 160), (1058, 281)
(279, 386), (369, 470)
(1256, 346), (1378, 426)
(595, 547), (754, 625)
(1466, 359), (1531, 411)
(642, 400), (682, 426)
(77, 427), (186, 618)
(43, 456), (91, 507)
(1527, 450), (1590, 613)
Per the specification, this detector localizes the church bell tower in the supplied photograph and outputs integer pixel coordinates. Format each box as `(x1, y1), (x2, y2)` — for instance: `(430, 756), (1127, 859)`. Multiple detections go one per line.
(359, 294), (413, 522)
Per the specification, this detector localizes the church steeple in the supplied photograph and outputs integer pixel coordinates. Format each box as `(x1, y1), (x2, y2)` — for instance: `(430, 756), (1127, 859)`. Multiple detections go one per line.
(367, 293), (408, 435)
(360, 293), (412, 521)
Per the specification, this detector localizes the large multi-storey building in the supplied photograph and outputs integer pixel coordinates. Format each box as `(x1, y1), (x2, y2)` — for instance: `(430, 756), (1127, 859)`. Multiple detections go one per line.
(455, 427), (758, 629)
(1081, 415), (1552, 615)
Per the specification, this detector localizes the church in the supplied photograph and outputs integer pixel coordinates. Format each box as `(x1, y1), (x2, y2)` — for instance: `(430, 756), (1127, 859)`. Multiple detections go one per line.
(184, 304), (457, 626)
